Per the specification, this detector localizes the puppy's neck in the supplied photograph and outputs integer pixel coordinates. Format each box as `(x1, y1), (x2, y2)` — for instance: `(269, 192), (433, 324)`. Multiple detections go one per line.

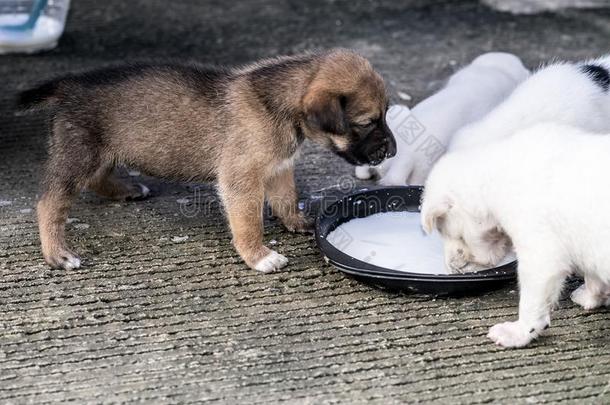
(240, 54), (321, 156)
(243, 54), (320, 121)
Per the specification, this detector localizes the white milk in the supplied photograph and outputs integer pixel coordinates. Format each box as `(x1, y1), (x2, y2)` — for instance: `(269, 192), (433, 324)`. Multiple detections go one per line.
(327, 211), (515, 275)
(0, 14), (63, 54)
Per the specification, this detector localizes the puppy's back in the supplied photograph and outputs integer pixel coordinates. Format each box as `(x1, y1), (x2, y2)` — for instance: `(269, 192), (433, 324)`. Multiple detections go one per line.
(19, 63), (234, 181)
(18, 63), (231, 111)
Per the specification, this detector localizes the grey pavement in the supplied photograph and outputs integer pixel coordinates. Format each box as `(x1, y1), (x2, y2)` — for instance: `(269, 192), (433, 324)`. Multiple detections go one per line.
(1, 0), (609, 403)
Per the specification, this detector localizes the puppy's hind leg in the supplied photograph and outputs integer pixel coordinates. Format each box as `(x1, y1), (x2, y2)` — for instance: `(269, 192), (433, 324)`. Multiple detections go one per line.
(488, 252), (568, 348)
(38, 191), (81, 270)
(88, 166), (150, 201)
(571, 274), (610, 310)
(38, 119), (100, 270)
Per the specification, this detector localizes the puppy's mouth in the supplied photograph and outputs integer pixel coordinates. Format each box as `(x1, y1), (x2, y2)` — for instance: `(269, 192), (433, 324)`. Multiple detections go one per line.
(338, 147), (387, 166)
(336, 136), (396, 166)
(367, 146), (390, 165)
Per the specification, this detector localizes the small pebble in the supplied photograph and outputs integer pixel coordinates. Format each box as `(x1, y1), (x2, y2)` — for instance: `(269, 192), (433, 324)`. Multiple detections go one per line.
(0, 200), (12, 207)
(128, 170), (141, 177)
(172, 236), (189, 243)
(74, 223), (90, 230)
(176, 198), (190, 204)
(66, 218), (79, 224)
(269, 239), (278, 245)
(19, 208), (33, 214)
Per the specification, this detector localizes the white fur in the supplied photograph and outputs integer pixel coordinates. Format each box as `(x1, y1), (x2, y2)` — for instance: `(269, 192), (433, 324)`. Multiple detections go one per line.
(138, 183), (150, 198)
(422, 123), (610, 347)
(450, 55), (610, 151)
(254, 250), (288, 273)
(63, 255), (81, 270)
(354, 165), (373, 180)
(357, 52), (529, 185)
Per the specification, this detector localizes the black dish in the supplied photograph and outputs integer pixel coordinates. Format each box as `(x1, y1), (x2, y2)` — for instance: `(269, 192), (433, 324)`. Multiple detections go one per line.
(315, 186), (517, 296)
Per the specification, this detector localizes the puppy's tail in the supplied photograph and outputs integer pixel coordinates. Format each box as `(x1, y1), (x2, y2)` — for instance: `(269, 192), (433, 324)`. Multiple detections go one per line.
(16, 79), (63, 112)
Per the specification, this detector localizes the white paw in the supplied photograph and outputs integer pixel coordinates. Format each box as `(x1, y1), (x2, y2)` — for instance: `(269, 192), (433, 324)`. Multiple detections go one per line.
(254, 250), (288, 273)
(571, 284), (603, 310)
(448, 261), (486, 274)
(56, 253), (80, 270)
(355, 166), (372, 180)
(487, 321), (534, 348)
(138, 183), (150, 198)
(64, 255), (81, 270)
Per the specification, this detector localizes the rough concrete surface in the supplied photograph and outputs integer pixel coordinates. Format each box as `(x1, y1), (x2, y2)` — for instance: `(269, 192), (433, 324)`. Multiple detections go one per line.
(1, 0), (609, 403)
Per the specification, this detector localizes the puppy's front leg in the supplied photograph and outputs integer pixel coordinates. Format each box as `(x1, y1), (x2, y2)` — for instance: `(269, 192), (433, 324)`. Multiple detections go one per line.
(218, 175), (288, 273)
(265, 167), (313, 233)
(488, 254), (567, 348)
(379, 158), (414, 186)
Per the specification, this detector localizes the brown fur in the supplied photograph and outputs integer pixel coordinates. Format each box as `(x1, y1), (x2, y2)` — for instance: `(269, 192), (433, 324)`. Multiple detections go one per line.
(20, 49), (395, 272)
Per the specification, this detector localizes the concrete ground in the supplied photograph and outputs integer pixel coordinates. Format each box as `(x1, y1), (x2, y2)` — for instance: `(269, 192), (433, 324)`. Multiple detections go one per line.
(1, 0), (610, 403)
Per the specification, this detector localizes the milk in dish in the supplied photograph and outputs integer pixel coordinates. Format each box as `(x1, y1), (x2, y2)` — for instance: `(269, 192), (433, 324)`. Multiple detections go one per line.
(327, 211), (515, 274)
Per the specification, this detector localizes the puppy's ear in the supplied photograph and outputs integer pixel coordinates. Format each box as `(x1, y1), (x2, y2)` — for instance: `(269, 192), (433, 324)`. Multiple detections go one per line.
(303, 89), (347, 134)
(421, 198), (452, 234)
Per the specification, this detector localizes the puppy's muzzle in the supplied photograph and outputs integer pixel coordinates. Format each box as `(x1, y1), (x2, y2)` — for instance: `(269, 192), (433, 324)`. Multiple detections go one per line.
(337, 120), (398, 166)
(366, 126), (397, 165)
(384, 131), (397, 158)
(366, 142), (392, 166)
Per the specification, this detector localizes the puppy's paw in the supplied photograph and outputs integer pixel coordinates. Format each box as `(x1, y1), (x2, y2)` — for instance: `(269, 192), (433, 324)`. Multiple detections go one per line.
(570, 284), (604, 310)
(355, 165), (372, 180)
(125, 183), (150, 201)
(487, 321), (534, 348)
(254, 250), (289, 273)
(44, 248), (81, 270)
(446, 258), (477, 274)
(282, 215), (314, 234)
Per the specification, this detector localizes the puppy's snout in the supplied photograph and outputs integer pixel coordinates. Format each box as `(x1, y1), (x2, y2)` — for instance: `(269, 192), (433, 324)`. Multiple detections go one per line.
(367, 145), (387, 165)
(385, 134), (397, 158)
(381, 118), (397, 159)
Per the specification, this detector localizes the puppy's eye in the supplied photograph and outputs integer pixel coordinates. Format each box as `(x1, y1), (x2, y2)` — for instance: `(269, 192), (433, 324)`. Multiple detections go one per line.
(355, 121), (376, 132)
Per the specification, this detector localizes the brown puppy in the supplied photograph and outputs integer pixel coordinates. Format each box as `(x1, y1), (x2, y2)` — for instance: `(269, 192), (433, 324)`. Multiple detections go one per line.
(18, 49), (396, 272)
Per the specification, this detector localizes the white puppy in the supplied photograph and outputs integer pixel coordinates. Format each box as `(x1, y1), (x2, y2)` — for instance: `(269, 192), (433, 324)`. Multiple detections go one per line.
(421, 123), (610, 348)
(450, 55), (610, 151)
(355, 52), (529, 185)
